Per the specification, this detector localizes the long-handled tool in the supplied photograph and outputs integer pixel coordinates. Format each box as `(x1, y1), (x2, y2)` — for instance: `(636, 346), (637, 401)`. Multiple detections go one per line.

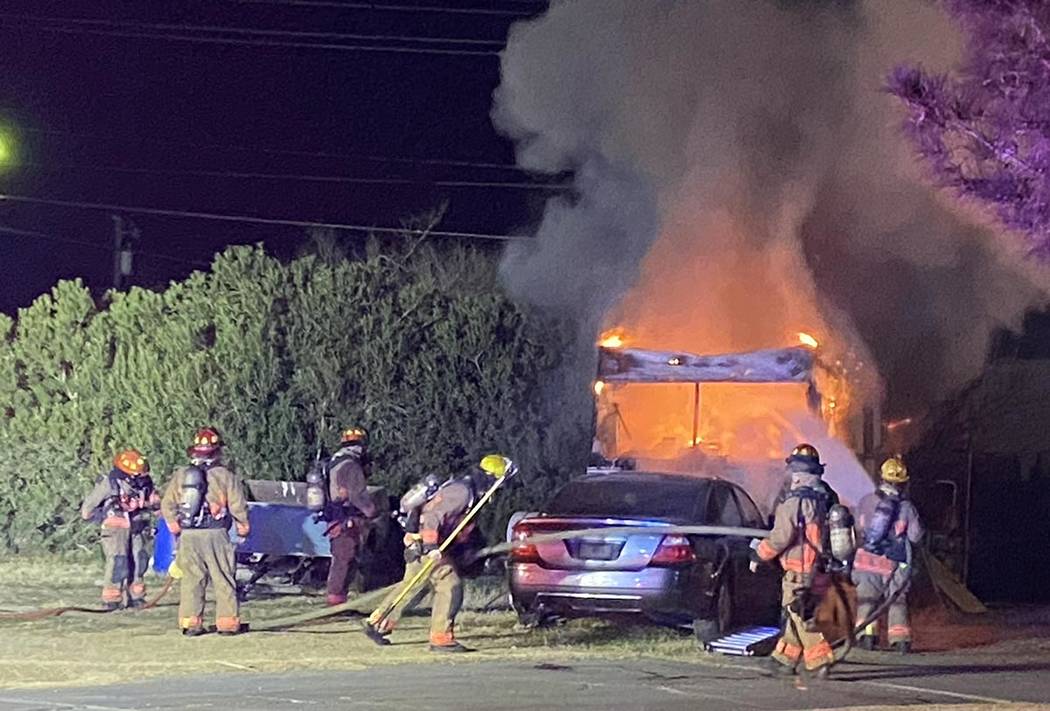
(367, 467), (515, 630)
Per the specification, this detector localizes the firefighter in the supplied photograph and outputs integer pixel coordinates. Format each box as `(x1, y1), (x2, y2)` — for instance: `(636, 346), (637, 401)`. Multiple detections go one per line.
(753, 443), (836, 678)
(363, 454), (514, 653)
(80, 449), (160, 609)
(322, 426), (377, 606)
(852, 456), (924, 653)
(160, 427), (250, 636)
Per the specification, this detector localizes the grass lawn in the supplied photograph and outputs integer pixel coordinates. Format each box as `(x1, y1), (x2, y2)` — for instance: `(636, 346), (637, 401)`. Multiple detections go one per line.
(0, 557), (705, 689)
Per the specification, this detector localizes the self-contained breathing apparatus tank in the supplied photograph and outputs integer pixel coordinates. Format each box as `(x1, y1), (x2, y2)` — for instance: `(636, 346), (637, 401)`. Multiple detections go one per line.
(863, 491), (908, 562)
(863, 493), (899, 552)
(177, 465), (207, 528)
(827, 504), (856, 570)
(305, 461), (328, 515)
(397, 474), (443, 531)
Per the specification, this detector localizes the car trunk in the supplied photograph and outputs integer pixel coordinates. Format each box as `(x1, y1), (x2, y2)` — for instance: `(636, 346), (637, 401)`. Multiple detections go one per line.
(512, 516), (690, 571)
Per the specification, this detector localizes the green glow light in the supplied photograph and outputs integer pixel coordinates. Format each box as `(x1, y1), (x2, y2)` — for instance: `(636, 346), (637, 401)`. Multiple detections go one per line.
(0, 127), (17, 168)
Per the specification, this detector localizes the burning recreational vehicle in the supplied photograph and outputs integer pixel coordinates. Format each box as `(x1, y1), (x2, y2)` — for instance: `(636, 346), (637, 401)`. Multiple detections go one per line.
(591, 332), (879, 511)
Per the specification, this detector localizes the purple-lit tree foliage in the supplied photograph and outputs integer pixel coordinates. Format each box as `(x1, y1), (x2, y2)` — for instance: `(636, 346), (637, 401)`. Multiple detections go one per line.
(889, 0), (1050, 257)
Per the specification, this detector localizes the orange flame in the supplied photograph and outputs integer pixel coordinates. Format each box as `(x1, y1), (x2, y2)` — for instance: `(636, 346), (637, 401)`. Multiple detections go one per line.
(598, 328), (625, 349)
(797, 331), (819, 349)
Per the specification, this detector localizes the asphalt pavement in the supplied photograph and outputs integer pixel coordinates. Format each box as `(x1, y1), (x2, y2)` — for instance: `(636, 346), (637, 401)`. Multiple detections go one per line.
(2, 653), (1050, 711)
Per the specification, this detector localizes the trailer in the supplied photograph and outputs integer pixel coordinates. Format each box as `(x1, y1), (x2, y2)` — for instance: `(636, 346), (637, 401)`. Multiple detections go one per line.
(153, 479), (404, 598)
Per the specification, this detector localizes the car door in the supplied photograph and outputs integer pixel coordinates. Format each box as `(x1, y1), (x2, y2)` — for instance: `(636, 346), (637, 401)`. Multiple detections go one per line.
(704, 482), (749, 623)
(730, 484), (781, 622)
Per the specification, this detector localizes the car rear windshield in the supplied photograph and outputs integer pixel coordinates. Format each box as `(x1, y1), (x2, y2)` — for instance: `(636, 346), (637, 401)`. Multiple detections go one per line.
(547, 478), (709, 521)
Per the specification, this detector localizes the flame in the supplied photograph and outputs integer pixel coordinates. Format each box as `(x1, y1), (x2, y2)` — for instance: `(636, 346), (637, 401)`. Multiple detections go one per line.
(797, 331), (819, 349)
(588, 209), (878, 511)
(598, 328), (625, 349)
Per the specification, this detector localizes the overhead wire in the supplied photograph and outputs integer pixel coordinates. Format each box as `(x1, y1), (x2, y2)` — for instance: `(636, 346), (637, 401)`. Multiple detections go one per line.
(0, 22), (501, 56)
(225, 0), (538, 18)
(0, 12), (507, 46)
(0, 193), (530, 241)
(18, 160), (569, 191)
(0, 223), (212, 267)
(11, 125), (524, 173)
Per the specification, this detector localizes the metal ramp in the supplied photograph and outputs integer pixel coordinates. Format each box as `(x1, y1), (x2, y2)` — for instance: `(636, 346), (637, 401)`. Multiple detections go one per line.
(707, 626), (781, 656)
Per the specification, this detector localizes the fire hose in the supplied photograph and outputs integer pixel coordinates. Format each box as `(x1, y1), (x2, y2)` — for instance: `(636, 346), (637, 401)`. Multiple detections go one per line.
(253, 469), (518, 633)
(0, 575), (175, 622)
(827, 540), (915, 665)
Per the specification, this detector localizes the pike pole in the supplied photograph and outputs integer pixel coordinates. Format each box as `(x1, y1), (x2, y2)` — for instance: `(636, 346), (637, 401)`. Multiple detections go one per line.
(368, 467), (514, 629)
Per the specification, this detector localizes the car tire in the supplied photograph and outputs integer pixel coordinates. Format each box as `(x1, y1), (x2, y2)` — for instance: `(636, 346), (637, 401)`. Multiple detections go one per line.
(694, 579), (733, 646)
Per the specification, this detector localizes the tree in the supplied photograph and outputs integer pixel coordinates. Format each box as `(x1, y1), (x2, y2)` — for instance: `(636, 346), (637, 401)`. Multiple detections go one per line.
(889, 0), (1050, 256)
(0, 240), (584, 552)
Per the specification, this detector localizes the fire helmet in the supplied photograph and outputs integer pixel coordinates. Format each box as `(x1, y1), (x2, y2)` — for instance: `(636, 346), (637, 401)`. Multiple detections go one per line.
(188, 427), (223, 458)
(114, 449), (148, 475)
(340, 426), (368, 446)
(479, 454), (513, 478)
(786, 443), (824, 475)
(880, 456), (909, 484)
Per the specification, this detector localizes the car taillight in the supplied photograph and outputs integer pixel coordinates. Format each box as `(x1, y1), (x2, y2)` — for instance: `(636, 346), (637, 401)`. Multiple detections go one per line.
(509, 522), (540, 563)
(649, 534), (696, 567)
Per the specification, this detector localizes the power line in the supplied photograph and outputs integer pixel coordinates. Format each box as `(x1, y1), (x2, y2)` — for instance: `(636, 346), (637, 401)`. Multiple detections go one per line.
(0, 12), (506, 46)
(19, 160), (569, 191)
(227, 0), (537, 17)
(0, 223), (211, 267)
(14, 125), (524, 173)
(0, 193), (530, 241)
(0, 22), (501, 56)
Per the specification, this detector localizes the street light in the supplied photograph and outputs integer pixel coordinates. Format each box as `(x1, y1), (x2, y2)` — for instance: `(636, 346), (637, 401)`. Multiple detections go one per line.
(0, 125), (18, 171)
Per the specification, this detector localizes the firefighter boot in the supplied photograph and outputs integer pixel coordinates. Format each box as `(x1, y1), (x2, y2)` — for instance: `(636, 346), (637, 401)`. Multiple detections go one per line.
(182, 626), (206, 637)
(362, 620), (391, 646)
(762, 657), (796, 677)
(807, 664), (832, 683)
(859, 635), (877, 651)
(893, 640), (912, 655)
(429, 641), (472, 654)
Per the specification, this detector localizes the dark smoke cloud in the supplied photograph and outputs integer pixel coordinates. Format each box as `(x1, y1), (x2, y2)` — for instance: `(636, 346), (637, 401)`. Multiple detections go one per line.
(493, 0), (1048, 417)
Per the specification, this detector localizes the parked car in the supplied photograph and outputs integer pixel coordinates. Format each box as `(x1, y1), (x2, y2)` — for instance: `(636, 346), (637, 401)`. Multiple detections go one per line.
(507, 470), (780, 642)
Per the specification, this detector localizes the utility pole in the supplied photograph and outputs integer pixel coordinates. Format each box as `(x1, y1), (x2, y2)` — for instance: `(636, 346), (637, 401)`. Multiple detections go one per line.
(111, 215), (138, 290)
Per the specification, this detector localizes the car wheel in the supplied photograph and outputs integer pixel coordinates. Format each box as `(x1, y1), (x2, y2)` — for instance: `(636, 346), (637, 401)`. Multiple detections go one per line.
(694, 579), (733, 646)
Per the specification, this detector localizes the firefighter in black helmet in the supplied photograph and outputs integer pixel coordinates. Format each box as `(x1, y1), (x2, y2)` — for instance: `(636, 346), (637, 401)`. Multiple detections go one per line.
(753, 443), (837, 678)
(321, 427), (377, 606)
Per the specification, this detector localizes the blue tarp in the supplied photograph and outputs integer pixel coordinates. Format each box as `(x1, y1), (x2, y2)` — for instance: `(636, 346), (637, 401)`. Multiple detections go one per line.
(152, 502), (331, 574)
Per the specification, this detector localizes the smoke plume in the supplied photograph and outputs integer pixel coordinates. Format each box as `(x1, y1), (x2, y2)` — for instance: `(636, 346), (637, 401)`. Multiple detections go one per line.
(494, 0), (1049, 421)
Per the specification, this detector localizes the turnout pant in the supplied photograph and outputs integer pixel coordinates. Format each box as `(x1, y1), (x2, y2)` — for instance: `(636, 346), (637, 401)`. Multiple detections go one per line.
(853, 566), (911, 643)
(371, 556), (463, 645)
(177, 528), (240, 632)
(773, 571), (834, 671)
(100, 527), (150, 604)
(325, 525), (362, 606)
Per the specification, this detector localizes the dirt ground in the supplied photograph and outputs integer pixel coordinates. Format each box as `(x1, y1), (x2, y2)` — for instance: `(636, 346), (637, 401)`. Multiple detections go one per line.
(2, 556), (1049, 691)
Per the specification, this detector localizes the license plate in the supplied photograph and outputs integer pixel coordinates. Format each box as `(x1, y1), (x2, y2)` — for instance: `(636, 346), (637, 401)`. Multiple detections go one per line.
(578, 541), (617, 560)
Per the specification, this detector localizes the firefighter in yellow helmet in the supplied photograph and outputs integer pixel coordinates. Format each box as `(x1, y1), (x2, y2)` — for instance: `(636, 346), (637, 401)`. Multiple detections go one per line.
(364, 454), (514, 652)
(160, 427), (250, 636)
(852, 456), (924, 653)
(80, 449), (160, 609)
(753, 444), (836, 678)
(321, 427), (377, 606)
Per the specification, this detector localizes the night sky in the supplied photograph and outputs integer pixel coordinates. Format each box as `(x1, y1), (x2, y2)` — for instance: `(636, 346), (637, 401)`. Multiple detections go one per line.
(0, 0), (550, 313)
